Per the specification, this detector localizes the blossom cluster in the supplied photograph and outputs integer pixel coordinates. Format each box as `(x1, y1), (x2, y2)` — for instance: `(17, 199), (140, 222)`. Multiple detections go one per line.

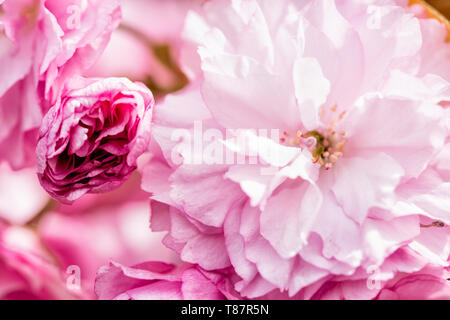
(0, 0), (449, 300)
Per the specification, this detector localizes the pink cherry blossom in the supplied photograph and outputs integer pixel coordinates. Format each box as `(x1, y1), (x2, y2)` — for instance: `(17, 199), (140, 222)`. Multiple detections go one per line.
(376, 265), (450, 300)
(95, 261), (240, 300)
(306, 259), (450, 300)
(0, 222), (79, 299)
(36, 77), (154, 202)
(0, 0), (121, 169)
(39, 197), (179, 297)
(142, 0), (450, 299)
(256, 246), (434, 299)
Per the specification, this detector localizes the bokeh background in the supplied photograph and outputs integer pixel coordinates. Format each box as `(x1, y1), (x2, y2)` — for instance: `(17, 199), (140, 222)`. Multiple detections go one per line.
(427, 0), (450, 18)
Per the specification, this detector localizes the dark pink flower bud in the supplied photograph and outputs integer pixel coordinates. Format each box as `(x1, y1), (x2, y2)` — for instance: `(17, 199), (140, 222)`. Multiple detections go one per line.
(36, 77), (154, 202)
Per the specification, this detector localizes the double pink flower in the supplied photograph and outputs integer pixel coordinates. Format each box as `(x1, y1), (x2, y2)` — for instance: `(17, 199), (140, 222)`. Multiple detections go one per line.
(36, 77), (154, 202)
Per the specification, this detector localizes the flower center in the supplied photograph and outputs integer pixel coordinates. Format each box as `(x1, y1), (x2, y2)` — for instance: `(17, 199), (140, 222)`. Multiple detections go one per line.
(280, 105), (347, 170)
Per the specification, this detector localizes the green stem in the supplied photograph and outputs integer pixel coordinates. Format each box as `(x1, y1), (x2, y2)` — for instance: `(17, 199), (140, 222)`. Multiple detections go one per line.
(26, 198), (57, 229)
